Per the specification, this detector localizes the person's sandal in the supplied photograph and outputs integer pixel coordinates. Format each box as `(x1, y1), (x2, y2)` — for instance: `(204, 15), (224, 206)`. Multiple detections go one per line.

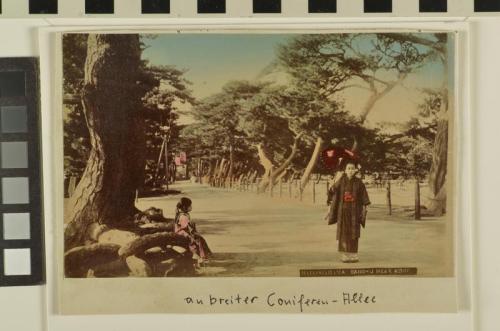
(348, 256), (359, 263)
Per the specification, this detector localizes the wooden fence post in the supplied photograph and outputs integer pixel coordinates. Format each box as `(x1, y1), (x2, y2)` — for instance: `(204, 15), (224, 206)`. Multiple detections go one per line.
(294, 179), (298, 199)
(269, 169), (274, 197)
(312, 180), (316, 204)
(386, 180), (392, 215)
(326, 181), (330, 204)
(415, 178), (421, 220)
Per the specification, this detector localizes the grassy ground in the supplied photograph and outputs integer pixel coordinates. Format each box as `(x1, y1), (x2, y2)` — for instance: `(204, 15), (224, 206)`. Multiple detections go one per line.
(136, 181), (454, 277)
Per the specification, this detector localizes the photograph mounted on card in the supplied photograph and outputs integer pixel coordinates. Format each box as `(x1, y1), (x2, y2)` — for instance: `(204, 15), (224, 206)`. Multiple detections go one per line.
(56, 29), (458, 314)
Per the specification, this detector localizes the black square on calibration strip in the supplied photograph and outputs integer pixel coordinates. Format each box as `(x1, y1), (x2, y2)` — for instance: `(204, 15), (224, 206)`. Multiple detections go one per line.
(419, 0), (447, 12)
(475, 0), (500, 11)
(253, 0), (281, 13)
(29, 0), (58, 14)
(142, 0), (170, 14)
(364, 0), (392, 13)
(198, 0), (226, 13)
(85, 0), (114, 14)
(309, 0), (337, 13)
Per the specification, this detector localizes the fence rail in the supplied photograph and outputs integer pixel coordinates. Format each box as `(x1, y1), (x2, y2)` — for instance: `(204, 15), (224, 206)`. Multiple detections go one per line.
(199, 175), (426, 214)
(203, 176), (334, 205)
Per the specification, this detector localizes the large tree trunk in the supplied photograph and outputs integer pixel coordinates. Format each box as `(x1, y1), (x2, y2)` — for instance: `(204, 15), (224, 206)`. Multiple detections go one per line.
(256, 143), (275, 192)
(65, 34), (144, 250)
(427, 117), (448, 216)
(271, 134), (301, 181)
(427, 47), (449, 216)
(299, 137), (323, 194)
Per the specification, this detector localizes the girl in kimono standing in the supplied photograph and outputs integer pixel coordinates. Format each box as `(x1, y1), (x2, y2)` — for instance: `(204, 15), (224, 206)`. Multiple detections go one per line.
(327, 161), (370, 263)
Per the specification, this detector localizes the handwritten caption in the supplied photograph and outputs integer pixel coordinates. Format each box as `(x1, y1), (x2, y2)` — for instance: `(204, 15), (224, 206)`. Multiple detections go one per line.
(183, 292), (376, 313)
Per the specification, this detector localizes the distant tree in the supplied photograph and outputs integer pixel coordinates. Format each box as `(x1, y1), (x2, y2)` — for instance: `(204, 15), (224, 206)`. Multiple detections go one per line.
(186, 81), (263, 185)
(62, 34), (200, 279)
(276, 33), (444, 190)
(237, 83), (300, 191)
(277, 33), (436, 123)
(391, 86), (447, 214)
(62, 34), (194, 189)
(185, 78), (387, 193)
(388, 136), (433, 180)
(63, 34), (90, 179)
(378, 33), (450, 216)
(388, 135), (433, 219)
(265, 85), (364, 193)
(142, 65), (194, 186)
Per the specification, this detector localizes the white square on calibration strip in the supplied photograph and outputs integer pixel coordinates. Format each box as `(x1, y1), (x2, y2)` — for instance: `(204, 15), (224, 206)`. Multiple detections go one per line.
(4, 248), (31, 276)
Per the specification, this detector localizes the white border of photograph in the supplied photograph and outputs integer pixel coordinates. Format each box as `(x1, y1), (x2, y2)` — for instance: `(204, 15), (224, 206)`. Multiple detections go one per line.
(37, 19), (471, 322)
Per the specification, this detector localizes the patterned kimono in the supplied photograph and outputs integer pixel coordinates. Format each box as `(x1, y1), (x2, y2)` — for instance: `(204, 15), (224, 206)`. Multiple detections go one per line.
(174, 212), (211, 260)
(327, 175), (371, 253)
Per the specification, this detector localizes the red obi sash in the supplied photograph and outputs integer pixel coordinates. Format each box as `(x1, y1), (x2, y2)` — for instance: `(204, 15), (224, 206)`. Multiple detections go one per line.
(343, 191), (355, 202)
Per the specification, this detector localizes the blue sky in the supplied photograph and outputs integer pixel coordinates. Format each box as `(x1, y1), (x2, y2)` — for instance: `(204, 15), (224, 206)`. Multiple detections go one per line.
(141, 33), (453, 125)
(142, 34), (292, 99)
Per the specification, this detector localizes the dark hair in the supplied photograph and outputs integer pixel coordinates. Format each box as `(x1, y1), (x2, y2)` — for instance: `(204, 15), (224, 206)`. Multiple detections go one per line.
(340, 158), (359, 170)
(176, 197), (192, 213)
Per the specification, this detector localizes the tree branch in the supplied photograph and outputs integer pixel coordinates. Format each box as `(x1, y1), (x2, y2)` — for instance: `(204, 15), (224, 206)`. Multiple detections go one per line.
(380, 33), (445, 54)
(272, 133), (303, 176)
(359, 72), (408, 123)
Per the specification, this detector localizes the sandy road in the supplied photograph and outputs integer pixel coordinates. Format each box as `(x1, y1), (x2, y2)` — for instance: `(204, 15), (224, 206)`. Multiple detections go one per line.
(136, 181), (453, 277)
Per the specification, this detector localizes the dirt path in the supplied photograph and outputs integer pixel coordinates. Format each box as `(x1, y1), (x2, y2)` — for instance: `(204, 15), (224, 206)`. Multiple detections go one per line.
(136, 181), (453, 277)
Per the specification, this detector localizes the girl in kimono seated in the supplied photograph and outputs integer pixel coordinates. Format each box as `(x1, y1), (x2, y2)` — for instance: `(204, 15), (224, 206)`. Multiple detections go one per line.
(327, 161), (370, 263)
(174, 197), (212, 266)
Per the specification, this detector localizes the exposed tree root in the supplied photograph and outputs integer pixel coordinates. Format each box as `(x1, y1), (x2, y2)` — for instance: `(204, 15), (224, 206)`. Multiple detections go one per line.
(118, 232), (190, 258)
(64, 243), (121, 277)
(65, 207), (196, 278)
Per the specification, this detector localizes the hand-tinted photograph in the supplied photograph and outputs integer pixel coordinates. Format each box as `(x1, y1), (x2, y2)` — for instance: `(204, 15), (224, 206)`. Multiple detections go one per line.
(61, 32), (455, 279)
